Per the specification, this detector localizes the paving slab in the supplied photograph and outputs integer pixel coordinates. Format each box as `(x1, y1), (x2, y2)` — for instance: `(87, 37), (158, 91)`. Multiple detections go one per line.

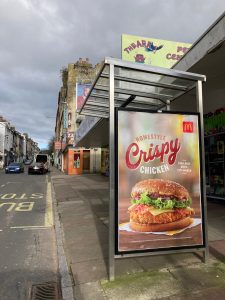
(74, 282), (107, 300)
(160, 287), (225, 299)
(115, 258), (144, 276)
(101, 261), (225, 300)
(209, 240), (225, 260)
(101, 270), (180, 300)
(51, 172), (225, 300)
(68, 243), (108, 263)
(135, 252), (205, 272)
(71, 259), (108, 284)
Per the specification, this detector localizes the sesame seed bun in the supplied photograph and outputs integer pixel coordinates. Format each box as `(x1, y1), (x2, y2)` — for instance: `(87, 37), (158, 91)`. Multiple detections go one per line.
(131, 179), (190, 200)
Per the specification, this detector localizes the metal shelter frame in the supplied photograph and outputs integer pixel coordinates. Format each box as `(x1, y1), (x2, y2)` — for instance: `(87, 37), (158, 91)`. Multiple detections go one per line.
(79, 57), (207, 281)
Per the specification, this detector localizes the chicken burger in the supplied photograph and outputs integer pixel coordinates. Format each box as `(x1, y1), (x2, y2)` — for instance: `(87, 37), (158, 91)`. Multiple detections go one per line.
(128, 179), (194, 232)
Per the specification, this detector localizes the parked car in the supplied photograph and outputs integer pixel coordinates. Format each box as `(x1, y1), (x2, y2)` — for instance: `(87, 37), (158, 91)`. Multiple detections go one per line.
(28, 162), (46, 175)
(5, 162), (24, 174)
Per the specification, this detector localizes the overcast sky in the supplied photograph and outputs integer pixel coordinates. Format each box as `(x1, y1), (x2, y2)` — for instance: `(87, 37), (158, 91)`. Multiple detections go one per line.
(0, 0), (225, 149)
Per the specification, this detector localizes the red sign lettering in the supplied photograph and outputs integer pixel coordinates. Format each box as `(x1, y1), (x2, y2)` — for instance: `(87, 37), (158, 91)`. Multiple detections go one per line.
(125, 138), (181, 169)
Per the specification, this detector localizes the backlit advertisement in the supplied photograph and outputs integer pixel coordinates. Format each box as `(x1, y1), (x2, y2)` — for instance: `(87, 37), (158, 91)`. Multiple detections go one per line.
(116, 108), (205, 254)
(121, 34), (191, 68)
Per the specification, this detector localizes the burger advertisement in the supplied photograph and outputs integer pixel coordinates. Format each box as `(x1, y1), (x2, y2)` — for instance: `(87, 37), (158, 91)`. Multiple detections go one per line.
(116, 109), (206, 254)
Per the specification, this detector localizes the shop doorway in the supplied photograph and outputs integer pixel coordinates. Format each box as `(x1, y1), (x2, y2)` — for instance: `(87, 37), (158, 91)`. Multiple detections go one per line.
(83, 150), (90, 173)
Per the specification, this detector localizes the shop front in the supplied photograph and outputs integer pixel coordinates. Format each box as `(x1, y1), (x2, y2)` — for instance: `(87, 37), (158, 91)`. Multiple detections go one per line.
(172, 12), (225, 201)
(204, 111), (225, 200)
(62, 147), (101, 175)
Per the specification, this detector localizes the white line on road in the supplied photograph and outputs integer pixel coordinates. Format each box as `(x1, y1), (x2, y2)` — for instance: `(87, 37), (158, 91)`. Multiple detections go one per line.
(1, 185), (5, 187)
(10, 225), (51, 229)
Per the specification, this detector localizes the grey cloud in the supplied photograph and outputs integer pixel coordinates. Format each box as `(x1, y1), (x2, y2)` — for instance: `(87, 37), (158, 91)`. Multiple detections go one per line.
(0, 0), (225, 148)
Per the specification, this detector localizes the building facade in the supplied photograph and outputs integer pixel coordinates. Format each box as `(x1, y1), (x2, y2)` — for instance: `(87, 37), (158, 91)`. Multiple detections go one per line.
(54, 58), (102, 174)
(0, 116), (39, 167)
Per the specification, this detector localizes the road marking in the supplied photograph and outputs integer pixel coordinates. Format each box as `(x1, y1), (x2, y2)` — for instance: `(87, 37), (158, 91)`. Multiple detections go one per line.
(45, 182), (53, 227)
(0, 202), (34, 211)
(1, 185), (5, 187)
(10, 226), (50, 230)
(23, 227), (49, 230)
(0, 193), (44, 200)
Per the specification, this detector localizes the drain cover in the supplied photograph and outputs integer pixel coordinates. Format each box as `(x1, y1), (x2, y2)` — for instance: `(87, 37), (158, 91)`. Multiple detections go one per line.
(30, 282), (61, 300)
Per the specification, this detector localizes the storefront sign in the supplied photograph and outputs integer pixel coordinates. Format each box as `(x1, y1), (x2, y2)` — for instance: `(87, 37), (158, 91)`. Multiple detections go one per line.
(54, 141), (61, 150)
(68, 110), (72, 129)
(67, 131), (75, 144)
(116, 109), (205, 255)
(121, 34), (191, 68)
(54, 141), (66, 150)
(63, 107), (68, 129)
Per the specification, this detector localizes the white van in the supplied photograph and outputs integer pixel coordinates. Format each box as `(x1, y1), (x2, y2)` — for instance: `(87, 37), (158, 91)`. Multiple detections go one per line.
(35, 154), (50, 172)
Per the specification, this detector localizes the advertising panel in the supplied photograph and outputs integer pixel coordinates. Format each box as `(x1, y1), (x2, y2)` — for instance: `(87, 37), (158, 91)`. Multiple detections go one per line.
(121, 34), (191, 68)
(63, 107), (67, 129)
(116, 108), (205, 255)
(76, 83), (92, 112)
(74, 152), (80, 168)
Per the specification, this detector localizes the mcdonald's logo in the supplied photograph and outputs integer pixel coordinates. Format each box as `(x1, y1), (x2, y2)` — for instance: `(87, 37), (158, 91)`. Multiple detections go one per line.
(183, 122), (193, 133)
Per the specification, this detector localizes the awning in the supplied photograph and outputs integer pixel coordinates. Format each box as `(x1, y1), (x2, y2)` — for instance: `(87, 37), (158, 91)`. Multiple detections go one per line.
(75, 57), (206, 147)
(79, 57), (206, 119)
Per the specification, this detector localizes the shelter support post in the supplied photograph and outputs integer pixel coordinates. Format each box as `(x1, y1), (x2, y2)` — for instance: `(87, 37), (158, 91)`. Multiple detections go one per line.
(166, 100), (171, 111)
(109, 63), (115, 280)
(196, 80), (209, 263)
(203, 249), (209, 263)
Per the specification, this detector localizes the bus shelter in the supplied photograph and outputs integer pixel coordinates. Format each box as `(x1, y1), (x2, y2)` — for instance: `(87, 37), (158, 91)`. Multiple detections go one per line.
(78, 57), (207, 280)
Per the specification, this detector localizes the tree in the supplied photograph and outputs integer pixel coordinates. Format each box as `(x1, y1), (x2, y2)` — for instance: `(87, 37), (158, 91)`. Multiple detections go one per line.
(47, 136), (55, 156)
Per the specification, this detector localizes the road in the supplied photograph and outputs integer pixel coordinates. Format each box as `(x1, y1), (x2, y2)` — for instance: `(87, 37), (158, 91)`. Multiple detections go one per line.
(0, 167), (58, 300)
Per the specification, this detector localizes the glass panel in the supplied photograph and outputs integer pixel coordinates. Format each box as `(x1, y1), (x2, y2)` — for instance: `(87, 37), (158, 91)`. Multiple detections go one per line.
(81, 61), (200, 118)
(114, 66), (195, 102)
(205, 133), (225, 198)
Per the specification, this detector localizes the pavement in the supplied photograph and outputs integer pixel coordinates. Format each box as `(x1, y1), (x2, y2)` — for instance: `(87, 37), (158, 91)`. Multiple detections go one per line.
(50, 167), (225, 300)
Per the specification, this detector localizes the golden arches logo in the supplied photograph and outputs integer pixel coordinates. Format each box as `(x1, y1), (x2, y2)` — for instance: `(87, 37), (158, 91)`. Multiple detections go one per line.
(183, 122), (193, 133)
